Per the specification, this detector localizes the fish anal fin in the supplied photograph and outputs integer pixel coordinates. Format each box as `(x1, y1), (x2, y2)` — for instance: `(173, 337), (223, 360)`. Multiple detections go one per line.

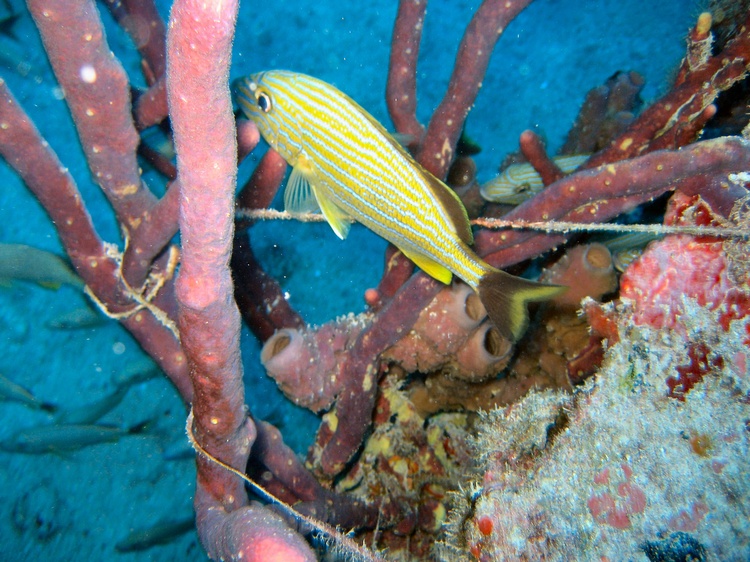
(478, 269), (566, 342)
(400, 247), (453, 285)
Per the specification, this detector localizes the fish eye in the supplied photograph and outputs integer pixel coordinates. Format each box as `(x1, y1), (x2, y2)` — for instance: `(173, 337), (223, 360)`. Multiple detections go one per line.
(257, 91), (272, 113)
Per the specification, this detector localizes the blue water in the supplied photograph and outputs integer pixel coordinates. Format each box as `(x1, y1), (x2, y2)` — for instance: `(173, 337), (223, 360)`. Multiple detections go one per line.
(0, 0), (696, 560)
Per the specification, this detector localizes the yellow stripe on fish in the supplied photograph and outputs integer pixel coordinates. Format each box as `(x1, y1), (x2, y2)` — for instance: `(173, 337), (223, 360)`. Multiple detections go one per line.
(236, 70), (565, 341)
(480, 154), (590, 205)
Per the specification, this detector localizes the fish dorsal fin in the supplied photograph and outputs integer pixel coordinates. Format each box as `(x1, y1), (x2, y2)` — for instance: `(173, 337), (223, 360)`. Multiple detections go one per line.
(420, 171), (474, 246)
(399, 247), (453, 285)
(390, 132), (416, 147)
(286, 156), (351, 239)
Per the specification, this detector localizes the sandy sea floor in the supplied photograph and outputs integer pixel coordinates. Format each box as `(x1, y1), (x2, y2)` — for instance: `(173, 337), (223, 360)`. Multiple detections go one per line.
(0, 0), (697, 560)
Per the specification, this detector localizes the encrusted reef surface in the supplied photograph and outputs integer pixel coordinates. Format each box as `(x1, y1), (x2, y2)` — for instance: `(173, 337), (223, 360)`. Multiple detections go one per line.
(438, 195), (750, 561)
(440, 306), (749, 561)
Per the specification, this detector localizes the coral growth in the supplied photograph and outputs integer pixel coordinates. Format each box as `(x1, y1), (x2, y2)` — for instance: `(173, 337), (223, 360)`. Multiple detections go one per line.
(261, 318), (366, 412)
(333, 377), (475, 558)
(438, 190), (750, 560)
(605, 190), (750, 399)
(587, 463), (647, 530)
(440, 301), (750, 560)
(620, 191), (750, 337)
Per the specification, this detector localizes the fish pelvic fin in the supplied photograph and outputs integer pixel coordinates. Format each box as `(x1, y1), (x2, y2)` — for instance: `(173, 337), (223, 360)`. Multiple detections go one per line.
(477, 269), (566, 342)
(286, 157), (351, 239)
(315, 191), (351, 240)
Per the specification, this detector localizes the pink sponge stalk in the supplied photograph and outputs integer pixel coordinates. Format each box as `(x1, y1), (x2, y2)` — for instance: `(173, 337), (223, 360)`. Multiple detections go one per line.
(541, 243), (618, 310)
(383, 283), (511, 380)
(261, 318), (365, 412)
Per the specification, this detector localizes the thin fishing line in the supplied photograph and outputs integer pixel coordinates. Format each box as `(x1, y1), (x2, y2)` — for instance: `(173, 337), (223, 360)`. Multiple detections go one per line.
(236, 208), (749, 240)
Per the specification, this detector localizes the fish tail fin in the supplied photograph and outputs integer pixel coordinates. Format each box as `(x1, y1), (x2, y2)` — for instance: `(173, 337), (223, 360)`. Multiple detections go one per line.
(39, 401), (57, 414)
(127, 418), (156, 436)
(477, 269), (567, 342)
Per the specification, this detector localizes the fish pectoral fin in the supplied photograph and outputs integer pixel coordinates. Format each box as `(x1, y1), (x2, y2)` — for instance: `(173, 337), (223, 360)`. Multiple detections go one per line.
(285, 162), (321, 214)
(400, 247), (453, 285)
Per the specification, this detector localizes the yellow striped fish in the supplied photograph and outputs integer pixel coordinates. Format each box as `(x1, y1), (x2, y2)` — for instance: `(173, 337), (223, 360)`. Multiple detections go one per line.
(236, 70), (564, 341)
(480, 154), (590, 205)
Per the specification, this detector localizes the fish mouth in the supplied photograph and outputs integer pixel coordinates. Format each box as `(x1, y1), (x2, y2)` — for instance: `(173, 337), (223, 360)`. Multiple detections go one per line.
(235, 77), (258, 112)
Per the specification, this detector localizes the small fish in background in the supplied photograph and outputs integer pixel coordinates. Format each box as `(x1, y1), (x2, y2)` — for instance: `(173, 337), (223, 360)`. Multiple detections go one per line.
(46, 305), (106, 330)
(611, 247), (645, 273)
(139, 124), (176, 161)
(236, 71), (565, 342)
(161, 440), (194, 462)
(53, 385), (130, 426)
(54, 359), (161, 425)
(112, 357), (162, 387)
(0, 419), (151, 455)
(0, 243), (83, 290)
(480, 154), (590, 205)
(115, 515), (195, 552)
(0, 3), (42, 82)
(600, 231), (663, 273)
(0, 373), (56, 413)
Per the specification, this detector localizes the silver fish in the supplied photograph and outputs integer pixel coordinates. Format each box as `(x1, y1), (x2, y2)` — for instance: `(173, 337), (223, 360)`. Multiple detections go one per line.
(115, 515), (195, 552)
(480, 154), (590, 205)
(53, 386), (130, 426)
(112, 358), (161, 387)
(46, 306), (105, 330)
(0, 373), (56, 412)
(53, 360), (159, 425)
(601, 232), (663, 273)
(0, 421), (148, 454)
(0, 243), (82, 289)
